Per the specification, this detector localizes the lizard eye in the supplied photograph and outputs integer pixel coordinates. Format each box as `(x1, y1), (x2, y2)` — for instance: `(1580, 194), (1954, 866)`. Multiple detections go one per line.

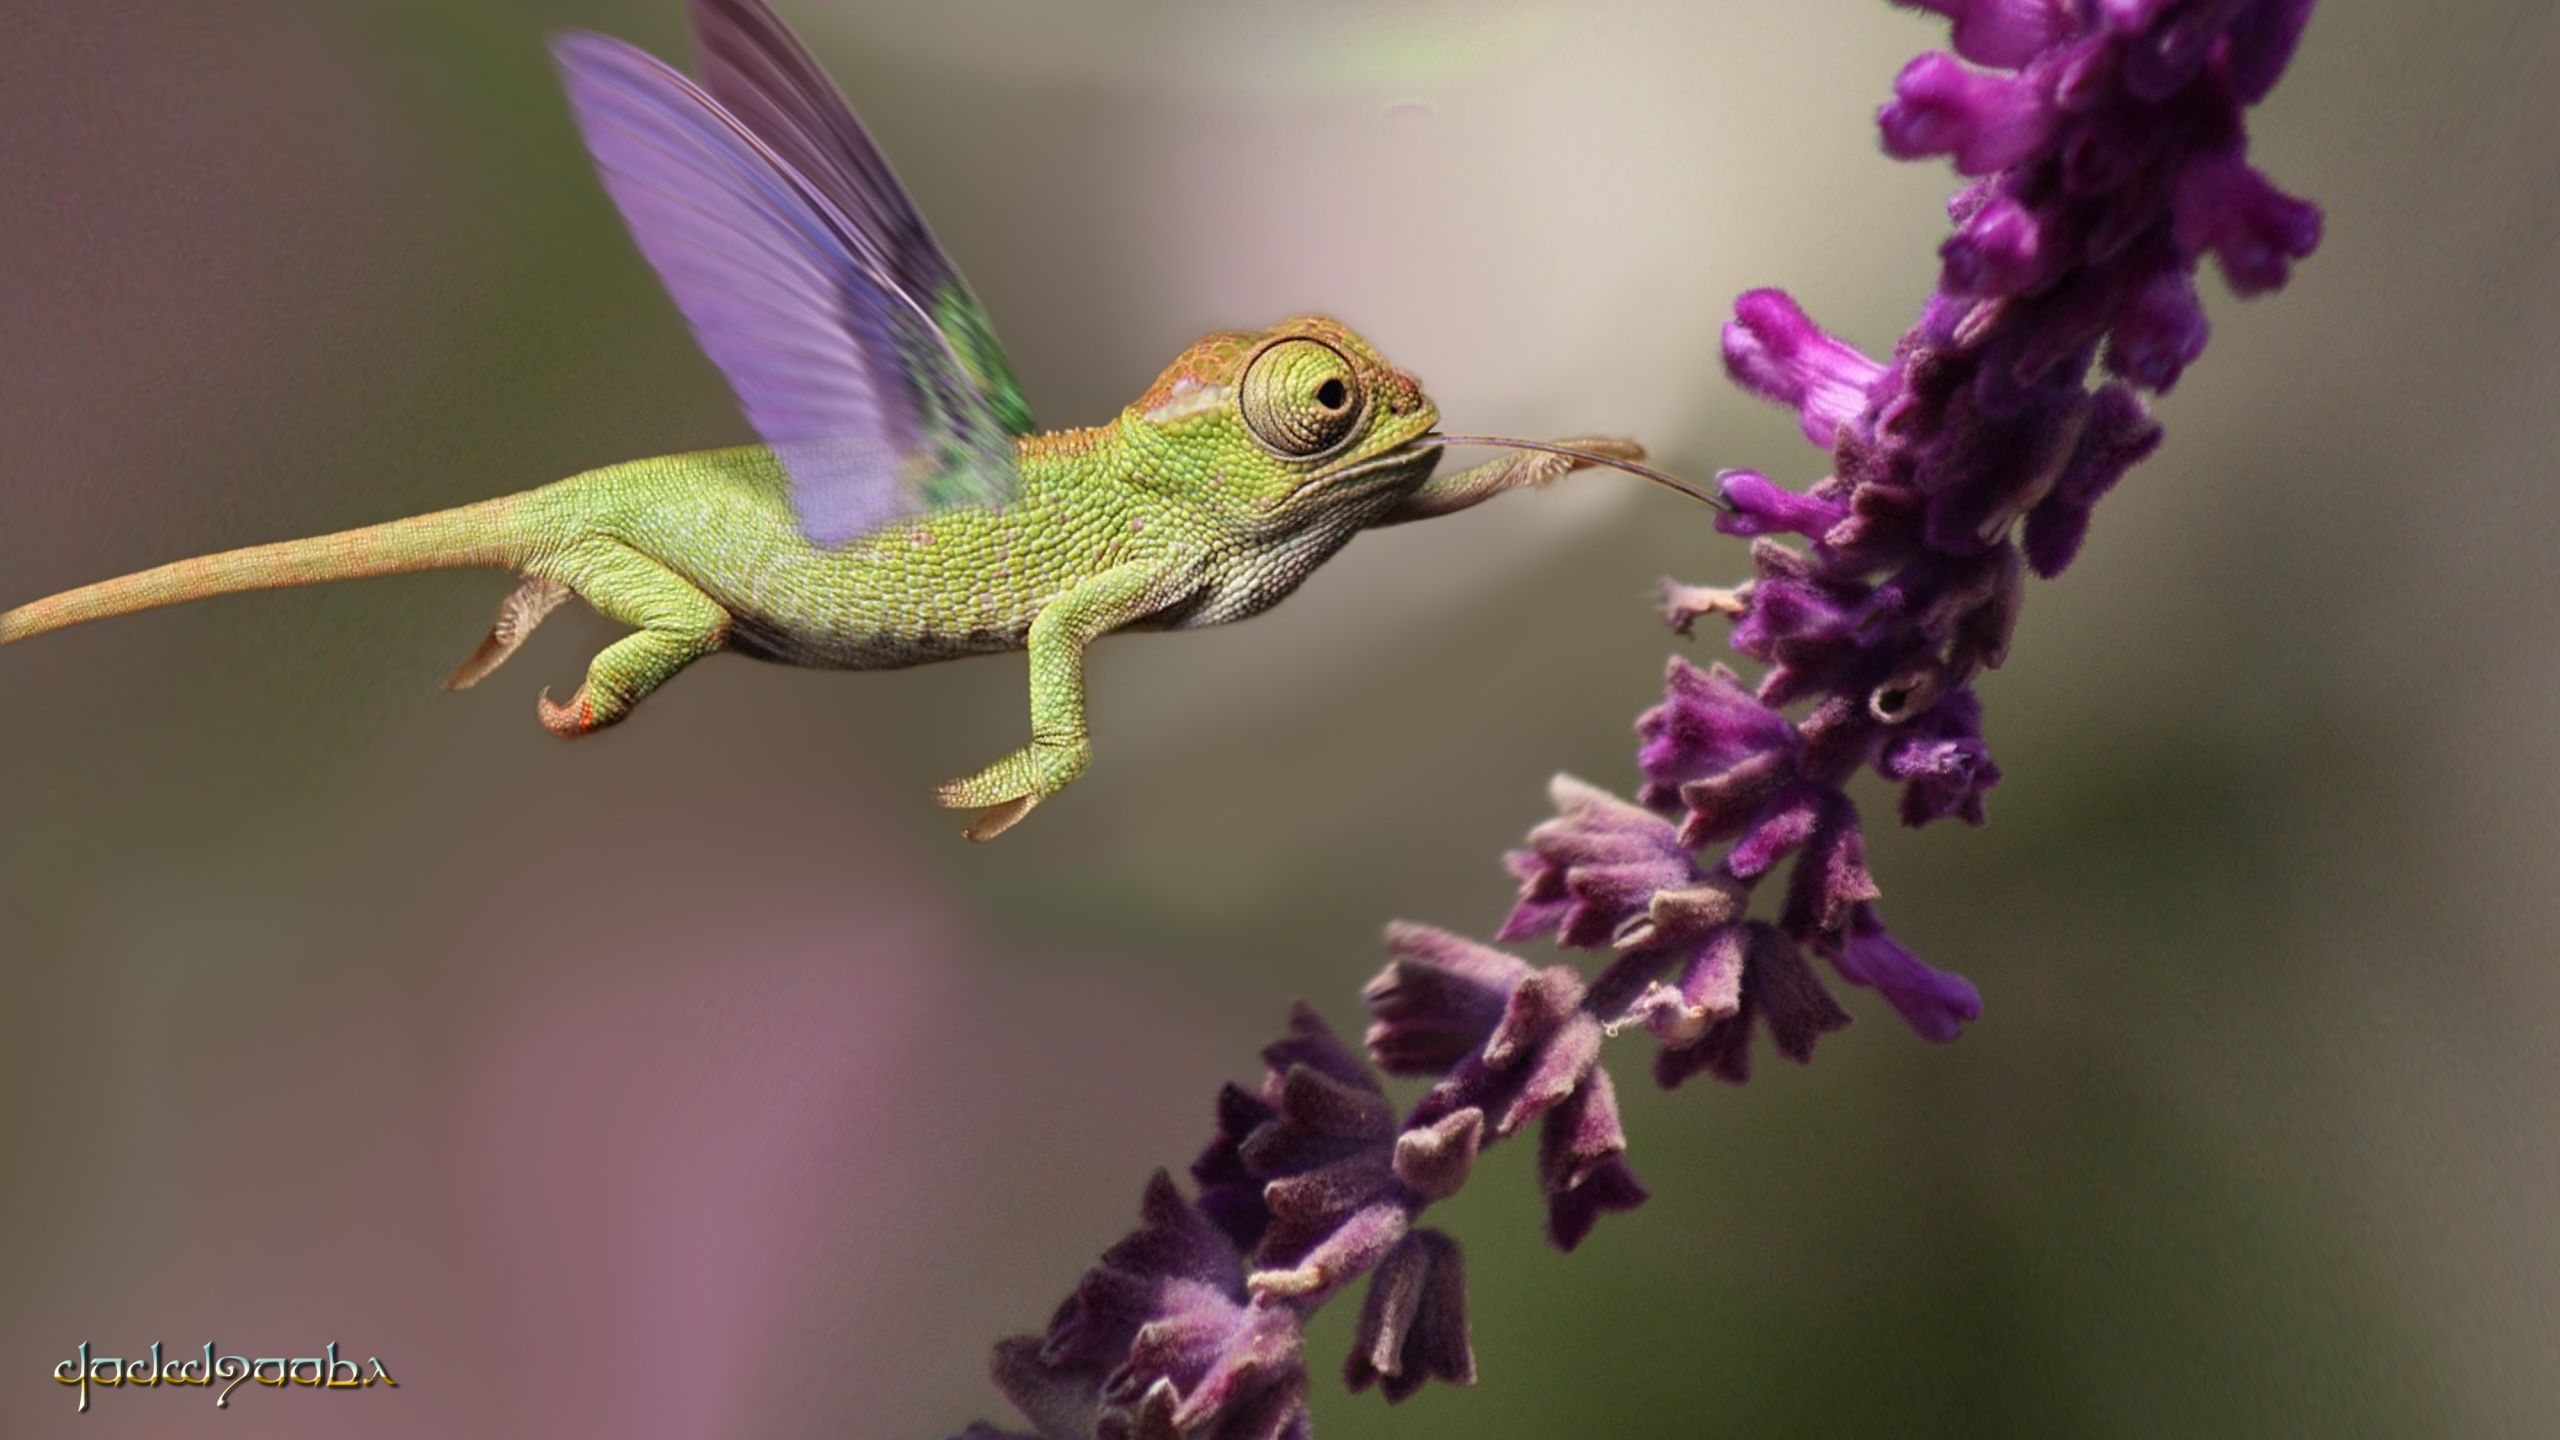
(1241, 339), (1363, 458)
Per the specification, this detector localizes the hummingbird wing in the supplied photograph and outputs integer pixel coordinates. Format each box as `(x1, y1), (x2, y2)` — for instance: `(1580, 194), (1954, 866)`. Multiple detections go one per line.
(553, 31), (1022, 547)
(688, 0), (1034, 440)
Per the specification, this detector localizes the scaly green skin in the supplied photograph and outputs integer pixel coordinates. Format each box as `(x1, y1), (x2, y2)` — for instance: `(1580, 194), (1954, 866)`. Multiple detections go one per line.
(0, 315), (1641, 839)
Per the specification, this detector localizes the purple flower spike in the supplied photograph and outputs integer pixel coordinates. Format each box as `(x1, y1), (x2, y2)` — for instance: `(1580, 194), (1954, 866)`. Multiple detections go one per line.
(954, 2), (2323, 1432)
(1689, 0), (2320, 1053)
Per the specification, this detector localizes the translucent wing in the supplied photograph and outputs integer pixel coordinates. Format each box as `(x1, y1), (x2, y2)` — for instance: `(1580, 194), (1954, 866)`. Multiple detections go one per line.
(553, 32), (1020, 546)
(689, 0), (1035, 438)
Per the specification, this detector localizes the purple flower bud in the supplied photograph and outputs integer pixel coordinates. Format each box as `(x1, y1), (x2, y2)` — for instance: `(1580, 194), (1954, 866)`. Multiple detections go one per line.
(1117, 1297), (1310, 1440)
(1537, 1054), (1629, 1196)
(1879, 52), (2057, 175)
(1364, 924), (1534, 1075)
(1949, 541), (2026, 671)
(1246, 1063), (1395, 1208)
(1635, 657), (1799, 809)
(1391, 1109), (1485, 1203)
(1252, 1198), (1410, 1307)
(1500, 776), (1700, 948)
(1675, 751), (1797, 849)
(983, 1173), (1305, 1440)
(1879, 687), (2004, 826)
(1716, 468), (1851, 541)
(1724, 783), (1827, 879)
(1345, 1230), (1475, 1403)
(1542, 1070), (1650, 1250)
(2174, 150), (2323, 296)
(1379, 936), (1592, 1139)
(2022, 381), (2161, 575)
(1917, 388), (2089, 555)
(1627, 923), (1748, 1046)
(1194, 1082), (1281, 1254)
(1894, 0), (2075, 69)
(1941, 192), (2063, 297)
(1545, 1155), (1649, 1253)
(1193, 1006), (1410, 1289)
(1821, 906), (1984, 1042)
(1656, 924), (1853, 1087)
(1261, 1000), (1382, 1094)
(1373, 939), (1650, 1250)
(1722, 289), (1887, 446)
(1730, 575), (1865, 670)
(1820, 480), (1930, 571)
(1778, 804), (1881, 939)
(1614, 872), (1751, 955)
(2115, 0), (2254, 102)
(1479, 968), (1604, 1135)
(2106, 269), (2211, 390)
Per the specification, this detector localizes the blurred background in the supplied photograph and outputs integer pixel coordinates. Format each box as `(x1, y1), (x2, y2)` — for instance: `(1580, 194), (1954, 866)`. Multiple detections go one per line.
(2, 2), (2553, 1436)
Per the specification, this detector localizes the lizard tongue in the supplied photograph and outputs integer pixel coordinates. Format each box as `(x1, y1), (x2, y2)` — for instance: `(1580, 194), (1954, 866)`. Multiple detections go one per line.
(1413, 435), (1727, 511)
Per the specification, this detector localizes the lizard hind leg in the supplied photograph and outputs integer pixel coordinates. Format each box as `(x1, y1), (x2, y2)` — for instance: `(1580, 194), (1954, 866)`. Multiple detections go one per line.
(532, 544), (731, 738)
(445, 576), (572, 692)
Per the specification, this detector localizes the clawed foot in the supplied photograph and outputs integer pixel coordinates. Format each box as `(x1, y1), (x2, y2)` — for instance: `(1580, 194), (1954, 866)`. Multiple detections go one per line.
(933, 738), (1091, 842)
(536, 685), (594, 737)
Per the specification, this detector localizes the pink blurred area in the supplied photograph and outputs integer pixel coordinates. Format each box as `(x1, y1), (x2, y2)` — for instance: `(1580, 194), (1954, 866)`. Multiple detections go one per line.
(2, 695), (1241, 1438)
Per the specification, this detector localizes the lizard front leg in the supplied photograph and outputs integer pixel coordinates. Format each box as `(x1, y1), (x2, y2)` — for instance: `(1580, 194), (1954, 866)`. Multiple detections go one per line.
(1375, 436), (1650, 525)
(934, 559), (1184, 842)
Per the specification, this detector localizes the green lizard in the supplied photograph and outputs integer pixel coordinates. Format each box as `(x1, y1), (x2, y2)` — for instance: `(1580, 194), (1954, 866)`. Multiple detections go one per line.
(0, 0), (1708, 841)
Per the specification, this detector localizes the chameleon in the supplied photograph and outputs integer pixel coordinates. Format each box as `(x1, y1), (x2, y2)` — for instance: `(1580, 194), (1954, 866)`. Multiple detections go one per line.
(0, 0), (1714, 841)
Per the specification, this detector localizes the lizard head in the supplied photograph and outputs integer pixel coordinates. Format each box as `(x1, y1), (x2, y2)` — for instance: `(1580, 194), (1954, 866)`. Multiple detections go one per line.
(1119, 315), (1445, 526)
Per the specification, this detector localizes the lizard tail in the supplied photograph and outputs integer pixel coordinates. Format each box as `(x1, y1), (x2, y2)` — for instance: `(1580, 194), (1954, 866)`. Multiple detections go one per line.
(0, 494), (536, 647)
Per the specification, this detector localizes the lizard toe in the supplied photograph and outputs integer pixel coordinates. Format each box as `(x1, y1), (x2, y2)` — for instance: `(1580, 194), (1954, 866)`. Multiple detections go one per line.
(537, 685), (593, 738)
(933, 738), (1090, 837)
(960, 794), (1043, 843)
